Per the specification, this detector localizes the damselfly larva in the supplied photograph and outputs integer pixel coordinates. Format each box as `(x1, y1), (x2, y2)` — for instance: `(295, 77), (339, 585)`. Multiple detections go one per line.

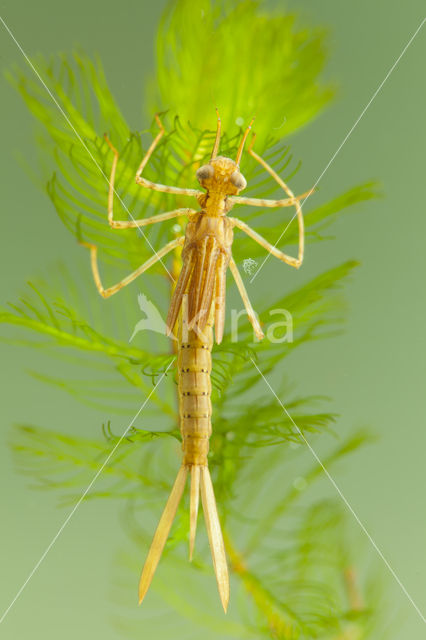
(81, 111), (312, 611)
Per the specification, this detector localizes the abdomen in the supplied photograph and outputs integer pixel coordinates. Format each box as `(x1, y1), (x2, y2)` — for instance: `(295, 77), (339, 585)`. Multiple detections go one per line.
(178, 313), (213, 466)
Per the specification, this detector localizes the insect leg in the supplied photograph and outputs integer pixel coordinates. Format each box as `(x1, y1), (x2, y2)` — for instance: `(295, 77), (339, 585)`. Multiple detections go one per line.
(135, 114), (202, 198)
(80, 236), (184, 299)
(108, 208), (197, 229)
(247, 134), (297, 201)
(229, 257), (264, 340)
(104, 135), (197, 228)
(227, 190), (313, 209)
(232, 133), (309, 267)
(230, 217), (301, 269)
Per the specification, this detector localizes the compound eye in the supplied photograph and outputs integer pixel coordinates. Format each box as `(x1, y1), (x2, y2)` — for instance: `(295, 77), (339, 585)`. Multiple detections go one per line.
(196, 164), (214, 182)
(230, 170), (247, 191)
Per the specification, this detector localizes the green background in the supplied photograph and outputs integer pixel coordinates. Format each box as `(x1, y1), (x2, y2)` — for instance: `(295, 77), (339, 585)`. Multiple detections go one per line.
(1, 0), (425, 637)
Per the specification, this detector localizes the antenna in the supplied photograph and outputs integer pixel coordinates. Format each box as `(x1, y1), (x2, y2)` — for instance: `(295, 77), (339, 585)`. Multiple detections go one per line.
(211, 107), (221, 160)
(235, 117), (255, 166)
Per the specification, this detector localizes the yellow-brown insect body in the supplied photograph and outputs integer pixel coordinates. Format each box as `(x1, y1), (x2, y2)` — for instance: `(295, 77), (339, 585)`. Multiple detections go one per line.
(179, 320), (213, 467)
(167, 211), (234, 342)
(139, 204), (236, 613)
(139, 150), (251, 612)
(177, 302), (233, 610)
(84, 113), (308, 614)
(203, 156), (241, 199)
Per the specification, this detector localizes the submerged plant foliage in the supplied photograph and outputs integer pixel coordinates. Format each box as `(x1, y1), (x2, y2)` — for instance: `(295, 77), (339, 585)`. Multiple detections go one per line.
(3, 0), (386, 638)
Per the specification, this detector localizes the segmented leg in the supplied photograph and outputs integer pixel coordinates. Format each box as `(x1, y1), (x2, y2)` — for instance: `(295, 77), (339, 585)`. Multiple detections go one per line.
(249, 137), (304, 267)
(81, 236), (184, 299)
(104, 135), (197, 229)
(229, 258), (264, 340)
(229, 134), (311, 268)
(230, 217), (301, 269)
(135, 114), (201, 198)
(228, 188), (313, 209)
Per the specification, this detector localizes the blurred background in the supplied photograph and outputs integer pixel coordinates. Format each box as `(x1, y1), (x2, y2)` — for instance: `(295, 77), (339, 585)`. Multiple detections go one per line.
(1, 0), (425, 638)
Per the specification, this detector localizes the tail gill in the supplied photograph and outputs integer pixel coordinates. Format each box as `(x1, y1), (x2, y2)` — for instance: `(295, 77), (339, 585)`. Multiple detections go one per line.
(138, 464), (229, 612)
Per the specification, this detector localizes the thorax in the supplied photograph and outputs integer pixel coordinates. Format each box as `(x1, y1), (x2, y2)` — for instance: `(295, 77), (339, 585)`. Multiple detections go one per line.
(184, 209), (234, 252)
